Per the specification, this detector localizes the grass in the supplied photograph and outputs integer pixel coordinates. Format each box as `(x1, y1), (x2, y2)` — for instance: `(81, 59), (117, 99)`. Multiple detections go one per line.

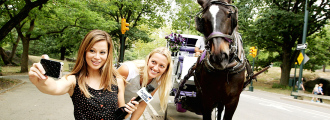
(0, 78), (22, 91)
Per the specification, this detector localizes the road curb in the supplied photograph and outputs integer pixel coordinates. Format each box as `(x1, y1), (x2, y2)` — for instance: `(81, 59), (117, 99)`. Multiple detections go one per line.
(281, 96), (330, 108)
(0, 81), (25, 94)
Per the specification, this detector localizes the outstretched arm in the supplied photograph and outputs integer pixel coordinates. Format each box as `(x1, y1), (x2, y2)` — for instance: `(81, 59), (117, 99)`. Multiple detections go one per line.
(28, 56), (74, 95)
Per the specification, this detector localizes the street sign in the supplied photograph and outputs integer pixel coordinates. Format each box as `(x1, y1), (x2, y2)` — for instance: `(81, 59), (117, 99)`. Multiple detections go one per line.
(296, 44), (307, 50)
(297, 52), (304, 65)
(303, 54), (309, 64)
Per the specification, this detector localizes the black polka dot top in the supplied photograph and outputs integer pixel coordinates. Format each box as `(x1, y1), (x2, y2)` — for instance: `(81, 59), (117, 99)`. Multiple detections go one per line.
(71, 79), (118, 120)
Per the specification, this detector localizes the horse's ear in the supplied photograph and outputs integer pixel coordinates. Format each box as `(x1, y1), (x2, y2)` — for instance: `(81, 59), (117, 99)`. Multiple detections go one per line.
(197, 0), (207, 8)
(231, 6), (238, 33)
(195, 16), (205, 34)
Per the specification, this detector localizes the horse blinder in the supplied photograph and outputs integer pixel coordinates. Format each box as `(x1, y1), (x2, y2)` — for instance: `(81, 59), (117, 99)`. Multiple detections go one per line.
(195, 16), (205, 34)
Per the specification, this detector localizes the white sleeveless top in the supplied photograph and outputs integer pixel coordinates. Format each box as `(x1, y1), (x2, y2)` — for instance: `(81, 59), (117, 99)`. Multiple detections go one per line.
(122, 62), (159, 103)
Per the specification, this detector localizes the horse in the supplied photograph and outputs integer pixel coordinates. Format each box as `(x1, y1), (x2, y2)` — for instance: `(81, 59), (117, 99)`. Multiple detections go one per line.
(192, 0), (251, 119)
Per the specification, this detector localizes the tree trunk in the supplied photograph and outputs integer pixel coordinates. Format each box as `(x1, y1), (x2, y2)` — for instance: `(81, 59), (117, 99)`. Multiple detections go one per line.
(0, 0), (49, 42)
(8, 35), (20, 62)
(19, 19), (35, 73)
(0, 47), (10, 65)
(21, 37), (29, 72)
(280, 51), (292, 86)
(60, 47), (66, 60)
(323, 64), (326, 72)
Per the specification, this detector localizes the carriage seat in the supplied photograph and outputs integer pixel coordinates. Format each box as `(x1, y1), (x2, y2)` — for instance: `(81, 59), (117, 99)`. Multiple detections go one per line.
(180, 46), (195, 54)
(177, 46), (196, 79)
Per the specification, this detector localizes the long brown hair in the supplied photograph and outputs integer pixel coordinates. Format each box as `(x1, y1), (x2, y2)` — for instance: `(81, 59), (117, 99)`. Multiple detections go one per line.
(67, 29), (122, 98)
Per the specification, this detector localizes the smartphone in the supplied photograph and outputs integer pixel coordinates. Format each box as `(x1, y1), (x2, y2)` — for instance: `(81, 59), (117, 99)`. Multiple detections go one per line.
(40, 58), (64, 79)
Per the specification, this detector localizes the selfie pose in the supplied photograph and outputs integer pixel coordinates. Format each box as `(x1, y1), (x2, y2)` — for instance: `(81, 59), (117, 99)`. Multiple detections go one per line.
(29, 30), (138, 120)
(117, 47), (173, 120)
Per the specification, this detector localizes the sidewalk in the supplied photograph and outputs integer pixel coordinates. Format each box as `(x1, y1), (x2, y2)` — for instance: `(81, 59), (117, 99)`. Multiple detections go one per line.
(0, 75), (74, 120)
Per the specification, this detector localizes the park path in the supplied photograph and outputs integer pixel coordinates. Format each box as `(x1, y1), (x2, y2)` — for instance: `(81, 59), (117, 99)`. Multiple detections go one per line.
(0, 75), (74, 120)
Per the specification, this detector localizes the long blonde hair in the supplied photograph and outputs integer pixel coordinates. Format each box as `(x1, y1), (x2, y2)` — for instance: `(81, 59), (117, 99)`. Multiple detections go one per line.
(141, 47), (173, 111)
(67, 29), (122, 98)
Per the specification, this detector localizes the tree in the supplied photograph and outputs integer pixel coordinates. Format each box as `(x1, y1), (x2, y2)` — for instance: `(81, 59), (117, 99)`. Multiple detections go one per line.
(236, 0), (330, 85)
(170, 0), (201, 35)
(88, 0), (170, 62)
(29, 0), (116, 60)
(305, 24), (330, 71)
(0, 0), (49, 42)
(1, 0), (116, 72)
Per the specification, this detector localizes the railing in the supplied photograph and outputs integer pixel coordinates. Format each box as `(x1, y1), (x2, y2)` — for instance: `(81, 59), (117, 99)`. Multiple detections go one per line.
(292, 90), (330, 100)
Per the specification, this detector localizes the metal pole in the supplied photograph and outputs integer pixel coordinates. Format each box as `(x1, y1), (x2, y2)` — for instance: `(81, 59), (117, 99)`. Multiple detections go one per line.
(119, 34), (125, 63)
(249, 57), (255, 92)
(297, 0), (308, 97)
(292, 63), (298, 98)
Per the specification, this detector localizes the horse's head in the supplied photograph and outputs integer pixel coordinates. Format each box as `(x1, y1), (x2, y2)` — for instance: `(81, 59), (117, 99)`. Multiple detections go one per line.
(196, 0), (238, 70)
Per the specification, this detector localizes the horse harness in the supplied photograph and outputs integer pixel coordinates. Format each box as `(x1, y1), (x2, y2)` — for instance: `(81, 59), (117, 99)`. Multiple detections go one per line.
(194, 0), (243, 73)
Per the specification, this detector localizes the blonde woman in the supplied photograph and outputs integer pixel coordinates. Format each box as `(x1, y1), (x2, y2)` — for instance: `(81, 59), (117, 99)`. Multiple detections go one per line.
(311, 84), (319, 102)
(29, 30), (138, 119)
(117, 47), (173, 120)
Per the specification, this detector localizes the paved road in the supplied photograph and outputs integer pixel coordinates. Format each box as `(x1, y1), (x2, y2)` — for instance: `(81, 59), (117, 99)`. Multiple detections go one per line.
(147, 88), (330, 120)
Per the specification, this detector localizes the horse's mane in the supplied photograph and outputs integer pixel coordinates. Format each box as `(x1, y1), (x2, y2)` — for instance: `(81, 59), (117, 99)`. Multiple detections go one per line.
(232, 29), (244, 62)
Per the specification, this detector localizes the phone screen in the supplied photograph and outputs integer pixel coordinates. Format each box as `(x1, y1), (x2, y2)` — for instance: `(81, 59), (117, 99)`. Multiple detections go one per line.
(40, 59), (63, 79)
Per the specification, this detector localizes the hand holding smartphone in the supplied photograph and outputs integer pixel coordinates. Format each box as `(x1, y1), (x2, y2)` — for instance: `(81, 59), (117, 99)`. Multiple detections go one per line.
(40, 58), (64, 79)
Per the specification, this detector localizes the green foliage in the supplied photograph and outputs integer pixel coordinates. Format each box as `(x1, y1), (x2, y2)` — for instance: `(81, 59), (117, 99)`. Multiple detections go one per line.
(170, 0), (201, 34)
(236, 0), (330, 85)
(124, 27), (167, 61)
(88, 0), (170, 53)
(303, 25), (330, 71)
(26, 0), (117, 59)
(124, 49), (138, 61)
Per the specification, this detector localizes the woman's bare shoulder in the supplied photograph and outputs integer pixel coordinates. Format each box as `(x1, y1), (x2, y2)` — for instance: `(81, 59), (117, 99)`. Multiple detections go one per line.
(117, 64), (129, 78)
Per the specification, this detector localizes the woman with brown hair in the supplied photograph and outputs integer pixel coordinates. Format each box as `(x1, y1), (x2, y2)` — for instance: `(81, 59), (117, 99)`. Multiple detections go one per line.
(29, 30), (138, 119)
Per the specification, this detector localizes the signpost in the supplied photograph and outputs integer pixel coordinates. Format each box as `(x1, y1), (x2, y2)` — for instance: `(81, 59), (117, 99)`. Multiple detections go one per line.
(294, 0), (309, 99)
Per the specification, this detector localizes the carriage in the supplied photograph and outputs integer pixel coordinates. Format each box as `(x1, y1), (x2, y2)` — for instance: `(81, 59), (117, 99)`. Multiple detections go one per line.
(168, 34), (205, 115)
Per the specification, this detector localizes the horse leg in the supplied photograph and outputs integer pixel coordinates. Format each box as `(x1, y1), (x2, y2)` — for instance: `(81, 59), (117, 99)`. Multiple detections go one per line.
(223, 98), (239, 120)
(201, 100), (214, 120)
(217, 104), (224, 120)
(202, 107), (213, 120)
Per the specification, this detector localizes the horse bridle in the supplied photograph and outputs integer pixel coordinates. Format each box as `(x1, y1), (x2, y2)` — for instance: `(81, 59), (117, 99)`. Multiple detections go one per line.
(196, 0), (244, 71)
(195, 0), (238, 52)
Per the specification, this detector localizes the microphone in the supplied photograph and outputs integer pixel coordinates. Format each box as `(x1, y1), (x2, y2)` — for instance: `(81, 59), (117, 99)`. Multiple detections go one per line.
(114, 84), (155, 120)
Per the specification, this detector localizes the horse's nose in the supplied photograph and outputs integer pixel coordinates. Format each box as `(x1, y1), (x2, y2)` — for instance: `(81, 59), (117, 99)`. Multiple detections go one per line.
(211, 51), (228, 62)
(221, 52), (229, 60)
